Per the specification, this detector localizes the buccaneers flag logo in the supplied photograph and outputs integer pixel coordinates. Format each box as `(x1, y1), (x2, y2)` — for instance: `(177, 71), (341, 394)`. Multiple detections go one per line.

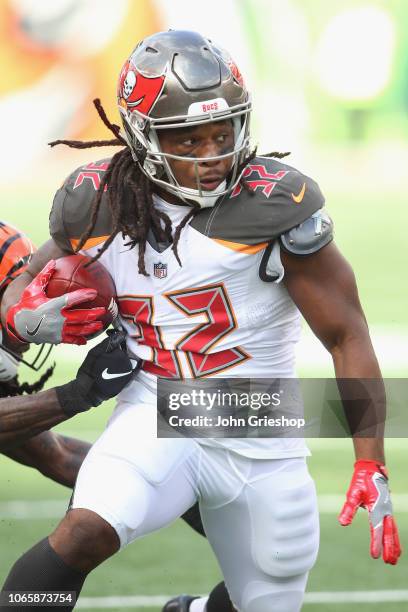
(118, 60), (165, 116)
(228, 60), (244, 87)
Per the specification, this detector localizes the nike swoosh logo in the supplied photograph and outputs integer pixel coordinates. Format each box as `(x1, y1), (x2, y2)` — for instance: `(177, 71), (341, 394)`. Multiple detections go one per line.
(102, 368), (133, 380)
(26, 315), (45, 337)
(291, 182), (306, 204)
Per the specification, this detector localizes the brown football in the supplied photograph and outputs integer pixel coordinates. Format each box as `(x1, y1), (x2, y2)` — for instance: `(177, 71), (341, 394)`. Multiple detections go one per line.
(45, 254), (117, 334)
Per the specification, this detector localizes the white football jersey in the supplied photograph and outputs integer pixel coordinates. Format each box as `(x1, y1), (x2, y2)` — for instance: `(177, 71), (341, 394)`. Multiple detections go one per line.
(50, 155), (326, 458)
(84, 196), (304, 458)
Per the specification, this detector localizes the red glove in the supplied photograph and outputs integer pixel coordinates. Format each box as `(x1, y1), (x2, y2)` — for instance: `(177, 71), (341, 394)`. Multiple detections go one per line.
(338, 459), (401, 564)
(6, 260), (106, 346)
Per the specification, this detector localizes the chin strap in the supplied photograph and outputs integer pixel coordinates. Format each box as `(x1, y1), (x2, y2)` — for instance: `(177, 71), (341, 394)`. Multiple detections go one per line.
(179, 180), (227, 208)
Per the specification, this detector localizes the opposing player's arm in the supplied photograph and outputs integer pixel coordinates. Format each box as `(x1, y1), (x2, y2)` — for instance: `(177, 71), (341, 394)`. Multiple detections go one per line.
(2, 432), (91, 488)
(0, 331), (139, 451)
(0, 388), (67, 451)
(281, 241), (384, 460)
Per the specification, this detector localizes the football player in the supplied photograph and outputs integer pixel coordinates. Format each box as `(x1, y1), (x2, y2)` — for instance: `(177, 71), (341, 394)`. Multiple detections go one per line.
(0, 221), (137, 486)
(0, 31), (401, 612)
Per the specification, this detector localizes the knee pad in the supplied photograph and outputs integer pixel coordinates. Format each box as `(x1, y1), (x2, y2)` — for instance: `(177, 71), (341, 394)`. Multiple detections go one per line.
(250, 477), (319, 578)
(245, 588), (304, 612)
(242, 577), (306, 612)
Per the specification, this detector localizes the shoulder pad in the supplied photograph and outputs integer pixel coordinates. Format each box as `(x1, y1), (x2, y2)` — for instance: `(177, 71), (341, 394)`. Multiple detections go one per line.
(280, 208), (333, 255)
(191, 156), (325, 246)
(49, 159), (113, 252)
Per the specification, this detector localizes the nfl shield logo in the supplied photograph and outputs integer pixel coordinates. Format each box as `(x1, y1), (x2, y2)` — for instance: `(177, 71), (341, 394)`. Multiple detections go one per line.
(154, 262), (167, 279)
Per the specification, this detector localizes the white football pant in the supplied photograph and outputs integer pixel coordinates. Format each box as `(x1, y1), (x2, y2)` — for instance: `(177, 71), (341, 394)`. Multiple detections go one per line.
(72, 395), (319, 612)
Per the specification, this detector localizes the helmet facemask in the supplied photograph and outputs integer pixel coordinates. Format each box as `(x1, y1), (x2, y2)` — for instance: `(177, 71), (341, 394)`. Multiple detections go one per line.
(0, 326), (54, 396)
(117, 30), (252, 208)
(0, 335), (53, 379)
(0, 222), (53, 380)
(0, 328), (19, 381)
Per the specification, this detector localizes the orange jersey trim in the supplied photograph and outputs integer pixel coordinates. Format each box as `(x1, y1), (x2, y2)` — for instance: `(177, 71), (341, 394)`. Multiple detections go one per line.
(70, 235), (109, 250)
(213, 238), (268, 254)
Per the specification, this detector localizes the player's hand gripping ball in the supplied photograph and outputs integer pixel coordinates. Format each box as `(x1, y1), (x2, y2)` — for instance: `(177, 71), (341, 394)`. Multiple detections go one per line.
(7, 255), (117, 346)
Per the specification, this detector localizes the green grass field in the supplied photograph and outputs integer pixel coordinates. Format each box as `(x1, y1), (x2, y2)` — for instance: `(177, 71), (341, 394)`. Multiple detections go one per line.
(1, 426), (407, 611)
(0, 162), (407, 610)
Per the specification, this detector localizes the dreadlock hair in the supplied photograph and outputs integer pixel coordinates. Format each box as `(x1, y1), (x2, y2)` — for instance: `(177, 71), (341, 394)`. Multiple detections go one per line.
(0, 364), (56, 398)
(49, 99), (291, 272)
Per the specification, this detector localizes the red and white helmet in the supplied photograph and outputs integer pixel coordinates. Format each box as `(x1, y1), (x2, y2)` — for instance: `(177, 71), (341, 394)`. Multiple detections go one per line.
(117, 30), (252, 208)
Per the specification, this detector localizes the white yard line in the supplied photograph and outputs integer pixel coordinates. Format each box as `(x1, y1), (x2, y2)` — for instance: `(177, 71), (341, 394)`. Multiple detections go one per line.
(296, 326), (408, 373)
(317, 493), (408, 513)
(304, 591), (408, 604)
(307, 438), (408, 451)
(76, 596), (169, 609)
(0, 500), (68, 519)
(72, 590), (408, 608)
(1, 495), (408, 520)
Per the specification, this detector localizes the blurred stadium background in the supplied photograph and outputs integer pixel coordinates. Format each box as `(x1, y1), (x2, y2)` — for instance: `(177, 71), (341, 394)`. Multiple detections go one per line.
(0, 0), (407, 609)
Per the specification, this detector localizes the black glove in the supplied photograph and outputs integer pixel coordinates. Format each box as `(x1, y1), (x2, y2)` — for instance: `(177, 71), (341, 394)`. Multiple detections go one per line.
(56, 329), (141, 416)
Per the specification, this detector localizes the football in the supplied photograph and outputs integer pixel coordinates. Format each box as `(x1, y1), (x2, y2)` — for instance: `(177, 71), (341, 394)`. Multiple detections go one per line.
(45, 254), (118, 333)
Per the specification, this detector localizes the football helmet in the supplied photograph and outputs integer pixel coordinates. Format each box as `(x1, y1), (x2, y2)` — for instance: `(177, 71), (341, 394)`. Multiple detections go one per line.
(0, 221), (52, 380)
(117, 30), (252, 207)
